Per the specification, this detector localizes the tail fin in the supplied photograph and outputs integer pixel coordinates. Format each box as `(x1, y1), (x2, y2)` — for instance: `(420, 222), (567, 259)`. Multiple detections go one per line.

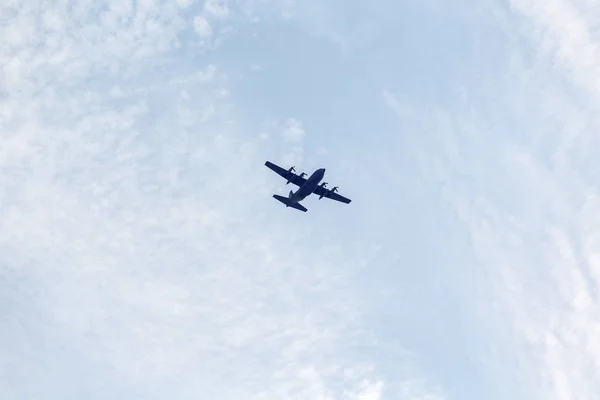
(273, 195), (308, 212)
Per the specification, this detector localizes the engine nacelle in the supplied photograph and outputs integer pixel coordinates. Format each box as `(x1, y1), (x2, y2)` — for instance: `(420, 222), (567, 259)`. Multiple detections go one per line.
(286, 166), (295, 184)
(287, 170), (306, 185)
(318, 182), (329, 199)
(319, 186), (338, 200)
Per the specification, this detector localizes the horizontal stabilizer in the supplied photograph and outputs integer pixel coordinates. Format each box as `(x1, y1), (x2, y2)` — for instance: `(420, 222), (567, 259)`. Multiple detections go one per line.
(272, 195), (307, 212)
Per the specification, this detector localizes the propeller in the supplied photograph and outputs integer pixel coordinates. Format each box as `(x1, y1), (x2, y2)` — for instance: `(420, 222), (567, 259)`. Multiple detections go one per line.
(286, 166), (296, 184)
(318, 182), (330, 199)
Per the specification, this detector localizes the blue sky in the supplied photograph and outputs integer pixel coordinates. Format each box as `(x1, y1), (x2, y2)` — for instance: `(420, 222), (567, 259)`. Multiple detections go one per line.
(2, 0), (600, 399)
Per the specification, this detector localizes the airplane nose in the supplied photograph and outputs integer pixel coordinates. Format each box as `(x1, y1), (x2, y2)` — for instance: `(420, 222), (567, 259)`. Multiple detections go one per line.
(321, 168), (326, 173)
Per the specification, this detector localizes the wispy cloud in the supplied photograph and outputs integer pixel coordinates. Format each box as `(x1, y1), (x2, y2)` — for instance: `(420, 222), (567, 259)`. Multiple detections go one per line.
(194, 15), (213, 37)
(381, 0), (600, 396)
(0, 1), (430, 399)
(11, 0), (590, 399)
(497, 1), (600, 398)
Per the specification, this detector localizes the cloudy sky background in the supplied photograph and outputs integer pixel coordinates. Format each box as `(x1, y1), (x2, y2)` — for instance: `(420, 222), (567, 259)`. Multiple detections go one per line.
(2, 0), (600, 399)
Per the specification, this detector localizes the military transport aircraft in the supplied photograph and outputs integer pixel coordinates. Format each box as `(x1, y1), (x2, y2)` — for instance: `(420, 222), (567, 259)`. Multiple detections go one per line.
(265, 161), (351, 212)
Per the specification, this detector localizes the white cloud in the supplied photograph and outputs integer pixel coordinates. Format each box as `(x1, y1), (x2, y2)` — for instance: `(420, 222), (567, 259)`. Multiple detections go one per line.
(175, 0), (193, 7)
(509, 0), (600, 97)
(204, 0), (230, 18)
(381, 88), (413, 117)
(494, 1), (600, 398)
(382, 0), (600, 392)
(264, 117), (306, 167)
(0, 2), (457, 400)
(194, 15), (213, 37)
(0, 73), (382, 398)
(354, 380), (383, 400)
(0, 2), (406, 399)
(281, 117), (306, 142)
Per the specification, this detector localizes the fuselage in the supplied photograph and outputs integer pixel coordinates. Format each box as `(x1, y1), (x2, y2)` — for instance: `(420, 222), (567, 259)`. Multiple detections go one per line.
(289, 168), (325, 203)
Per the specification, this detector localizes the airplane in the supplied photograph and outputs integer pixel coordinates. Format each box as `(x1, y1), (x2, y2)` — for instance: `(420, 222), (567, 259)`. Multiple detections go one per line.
(265, 161), (351, 212)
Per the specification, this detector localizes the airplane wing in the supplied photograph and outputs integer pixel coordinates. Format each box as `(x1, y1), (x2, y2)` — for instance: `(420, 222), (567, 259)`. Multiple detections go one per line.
(265, 161), (307, 186)
(313, 185), (352, 204)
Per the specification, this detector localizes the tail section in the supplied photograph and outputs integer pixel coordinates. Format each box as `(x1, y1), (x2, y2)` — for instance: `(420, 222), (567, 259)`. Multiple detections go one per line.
(273, 195), (308, 212)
